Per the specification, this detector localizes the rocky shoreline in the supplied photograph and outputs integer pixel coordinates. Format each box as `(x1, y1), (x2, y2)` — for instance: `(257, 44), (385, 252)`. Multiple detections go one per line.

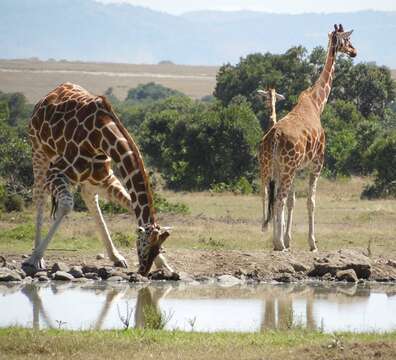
(1, 249), (396, 285)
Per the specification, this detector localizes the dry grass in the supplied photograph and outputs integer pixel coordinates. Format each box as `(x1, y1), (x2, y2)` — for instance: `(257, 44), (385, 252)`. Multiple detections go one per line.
(0, 177), (395, 258)
(0, 59), (218, 102)
(1, 328), (396, 360)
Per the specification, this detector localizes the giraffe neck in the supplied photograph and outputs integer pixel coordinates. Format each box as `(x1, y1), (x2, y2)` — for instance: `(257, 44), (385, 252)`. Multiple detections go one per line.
(311, 36), (337, 114)
(100, 100), (156, 227)
(270, 92), (277, 126)
(115, 147), (156, 227)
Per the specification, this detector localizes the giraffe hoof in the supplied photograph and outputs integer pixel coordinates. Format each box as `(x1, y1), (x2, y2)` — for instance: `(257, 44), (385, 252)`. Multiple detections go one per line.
(113, 259), (128, 268)
(310, 247), (318, 253)
(22, 257), (46, 274)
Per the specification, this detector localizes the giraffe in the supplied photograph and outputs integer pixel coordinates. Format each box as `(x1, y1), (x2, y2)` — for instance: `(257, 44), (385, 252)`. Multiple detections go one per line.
(23, 82), (174, 276)
(259, 24), (356, 251)
(257, 88), (285, 129)
(257, 88), (285, 230)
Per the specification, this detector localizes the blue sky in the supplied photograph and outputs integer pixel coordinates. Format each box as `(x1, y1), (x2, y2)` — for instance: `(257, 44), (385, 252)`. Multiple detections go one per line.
(97, 0), (396, 14)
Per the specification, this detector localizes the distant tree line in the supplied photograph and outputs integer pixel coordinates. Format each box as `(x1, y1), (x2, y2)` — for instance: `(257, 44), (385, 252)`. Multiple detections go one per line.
(0, 46), (395, 212)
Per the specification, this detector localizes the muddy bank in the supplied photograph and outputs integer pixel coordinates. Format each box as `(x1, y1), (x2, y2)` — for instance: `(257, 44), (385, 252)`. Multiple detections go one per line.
(1, 249), (396, 284)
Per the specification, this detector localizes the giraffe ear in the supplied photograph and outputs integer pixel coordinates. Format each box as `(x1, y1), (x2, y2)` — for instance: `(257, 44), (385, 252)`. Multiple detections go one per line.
(257, 89), (269, 96)
(275, 93), (285, 101)
(341, 30), (353, 39)
(158, 230), (170, 245)
(137, 226), (145, 234)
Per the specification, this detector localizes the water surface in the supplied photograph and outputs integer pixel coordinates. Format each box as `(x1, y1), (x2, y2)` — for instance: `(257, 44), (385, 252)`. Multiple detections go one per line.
(1, 282), (395, 333)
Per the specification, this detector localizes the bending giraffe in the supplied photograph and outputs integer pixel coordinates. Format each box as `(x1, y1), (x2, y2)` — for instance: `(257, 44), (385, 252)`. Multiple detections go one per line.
(257, 88), (285, 229)
(260, 24), (356, 251)
(23, 82), (174, 276)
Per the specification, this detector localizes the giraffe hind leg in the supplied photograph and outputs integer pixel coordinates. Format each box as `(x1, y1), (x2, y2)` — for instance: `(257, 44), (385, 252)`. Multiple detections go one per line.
(284, 184), (295, 249)
(23, 174), (73, 271)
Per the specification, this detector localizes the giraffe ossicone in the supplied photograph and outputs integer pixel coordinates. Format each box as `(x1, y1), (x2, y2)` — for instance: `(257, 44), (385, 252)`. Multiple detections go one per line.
(259, 24), (357, 251)
(24, 82), (174, 276)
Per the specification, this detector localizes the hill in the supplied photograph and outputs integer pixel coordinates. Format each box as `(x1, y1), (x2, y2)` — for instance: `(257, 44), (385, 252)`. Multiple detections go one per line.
(0, 0), (396, 67)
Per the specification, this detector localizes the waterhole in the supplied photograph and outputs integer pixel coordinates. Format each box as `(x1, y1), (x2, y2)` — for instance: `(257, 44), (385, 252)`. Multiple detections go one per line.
(1, 282), (395, 332)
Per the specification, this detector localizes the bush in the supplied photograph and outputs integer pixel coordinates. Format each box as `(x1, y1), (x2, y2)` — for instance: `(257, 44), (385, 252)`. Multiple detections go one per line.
(154, 193), (189, 214)
(361, 131), (396, 198)
(4, 193), (24, 212)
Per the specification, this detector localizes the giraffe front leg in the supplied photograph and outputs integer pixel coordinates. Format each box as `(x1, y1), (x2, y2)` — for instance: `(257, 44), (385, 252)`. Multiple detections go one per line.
(23, 175), (73, 271)
(80, 183), (128, 268)
(284, 186), (295, 249)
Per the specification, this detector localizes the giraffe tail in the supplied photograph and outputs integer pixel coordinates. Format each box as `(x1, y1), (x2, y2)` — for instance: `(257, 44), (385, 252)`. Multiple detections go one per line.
(263, 180), (275, 229)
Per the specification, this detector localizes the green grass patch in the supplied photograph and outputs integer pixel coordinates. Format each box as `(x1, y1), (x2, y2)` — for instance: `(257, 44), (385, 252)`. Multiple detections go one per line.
(0, 328), (395, 360)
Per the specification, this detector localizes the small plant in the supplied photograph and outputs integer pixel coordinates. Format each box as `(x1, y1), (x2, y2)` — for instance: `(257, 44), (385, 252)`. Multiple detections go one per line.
(187, 316), (197, 331)
(113, 232), (135, 248)
(117, 302), (134, 330)
(143, 304), (173, 330)
(198, 236), (224, 249)
(154, 193), (189, 214)
(55, 320), (67, 329)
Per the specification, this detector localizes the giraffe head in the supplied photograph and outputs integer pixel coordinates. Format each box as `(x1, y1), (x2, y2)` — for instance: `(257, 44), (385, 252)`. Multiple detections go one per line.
(257, 88), (285, 108)
(136, 224), (170, 276)
(331, 24), (357, 58)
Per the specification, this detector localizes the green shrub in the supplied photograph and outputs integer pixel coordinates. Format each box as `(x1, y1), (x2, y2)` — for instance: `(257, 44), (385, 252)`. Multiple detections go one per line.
(4, 193), (24, 212)
(154, 193), (189, 214)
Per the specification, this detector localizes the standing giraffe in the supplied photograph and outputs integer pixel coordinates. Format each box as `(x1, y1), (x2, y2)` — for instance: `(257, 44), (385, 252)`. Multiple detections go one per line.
(257, 88), (285, 230)
(23, 82), (174, 276)
(257, 88), (285, 129)
(260, 24), (356, 251)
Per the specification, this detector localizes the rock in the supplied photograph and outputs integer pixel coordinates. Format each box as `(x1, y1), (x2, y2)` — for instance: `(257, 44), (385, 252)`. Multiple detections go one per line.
(38, 276), (49, 282)
(72, 277), (89, 283)
(21, 264), (39, 277)
(290, 260), (309, 273)
(217, 274), (242, 286)
(51, 262), (69, 273)
(34, 271), (48, 278)
(273, 273), (293, 283)
(129, 272), (149, 283)
(84, 272), (100, 280)
(322, 272), (334, 281)
(193, 275), (213, 283)
(307, 250), (371, 279)
(53, 271), (74, 281)
(69, 266), (83, 278)
(387, 260), (396, 268)
(96, 253), (105, 260)
(98, 267), (113, 280)
(110, 271), (129, 279)
(82, 265), (99, 274)
(0, 269), (22, 282)
(178, 272), (195, 282)
(106, 276), (124, 282)
(149, 269), (180, 281)
(21, 254), (29, 259)
(336, 269), (358, 282)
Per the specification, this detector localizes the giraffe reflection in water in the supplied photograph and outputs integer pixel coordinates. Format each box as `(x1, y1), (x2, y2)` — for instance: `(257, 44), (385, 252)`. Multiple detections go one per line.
(6, 283), (390, 331)
(17, 283), (172, 330)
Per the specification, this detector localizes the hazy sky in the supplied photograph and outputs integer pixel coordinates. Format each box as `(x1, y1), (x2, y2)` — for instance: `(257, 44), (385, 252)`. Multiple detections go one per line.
(97, 0), (396, 14)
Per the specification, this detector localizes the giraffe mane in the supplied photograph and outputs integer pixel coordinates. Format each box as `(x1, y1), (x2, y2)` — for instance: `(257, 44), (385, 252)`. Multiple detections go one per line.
(98, 95), (156, 223)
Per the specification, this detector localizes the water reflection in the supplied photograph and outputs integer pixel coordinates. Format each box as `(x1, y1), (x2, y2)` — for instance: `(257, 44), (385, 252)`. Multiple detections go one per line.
(1, 282), (396, 332)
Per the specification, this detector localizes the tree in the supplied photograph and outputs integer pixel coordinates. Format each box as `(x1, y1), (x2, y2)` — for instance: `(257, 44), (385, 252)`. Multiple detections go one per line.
(125, 82), (184, 103)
